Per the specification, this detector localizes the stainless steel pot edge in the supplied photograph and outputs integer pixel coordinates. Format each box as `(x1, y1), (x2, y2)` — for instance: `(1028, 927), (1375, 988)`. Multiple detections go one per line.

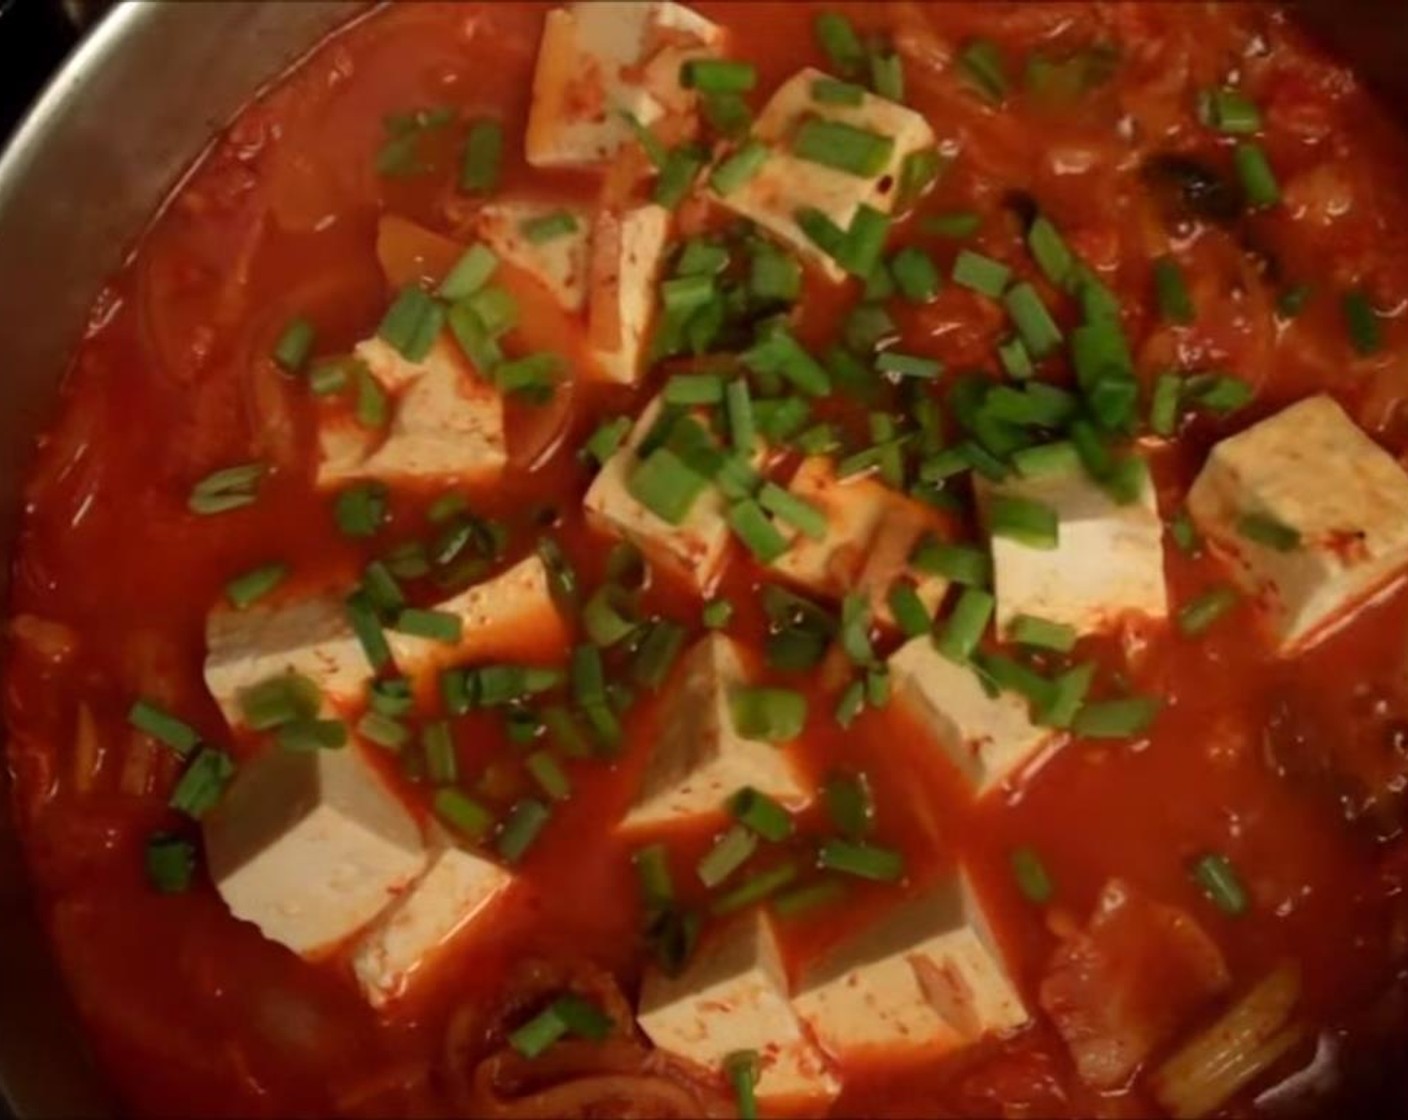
(0, 4), (359, 1116)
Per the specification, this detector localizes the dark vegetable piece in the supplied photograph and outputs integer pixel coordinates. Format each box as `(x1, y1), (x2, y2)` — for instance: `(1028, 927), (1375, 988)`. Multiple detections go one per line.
(1141, 154), (1242, 228)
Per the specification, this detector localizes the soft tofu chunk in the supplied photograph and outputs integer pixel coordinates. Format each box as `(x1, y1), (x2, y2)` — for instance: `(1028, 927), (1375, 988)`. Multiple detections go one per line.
(638, 910), (839, 1108)
(584, 398), (737, 594)
(477, 201), (590, 313)
(316, 336), (506, 489)
(588, 205), (671, 384)
(1039, 879), (1230, 1090)
(770, 457), (949, 624)
(526, 2), (723, 168)
(204, 743), (425, 956)
(352, 836), (512, 1008)
(889, 637), (1057, 796)
(979, 460), (1167, 637)
(1187, 394), (1408, 653)
(712, 67), (936, 280)
(388, 554), (570, 679)
(205, 595), (371, 726)
(792, 874), (1029, 1062)
(622, 634), (810, 829)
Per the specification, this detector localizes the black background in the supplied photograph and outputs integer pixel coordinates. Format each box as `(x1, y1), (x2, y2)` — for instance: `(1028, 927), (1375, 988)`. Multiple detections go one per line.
(0, 0), (83, 145)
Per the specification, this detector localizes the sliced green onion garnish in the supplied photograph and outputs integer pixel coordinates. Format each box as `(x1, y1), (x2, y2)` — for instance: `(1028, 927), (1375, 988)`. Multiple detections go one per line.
(654, 145), (706, 209)
(525, 750), (571, 802)
(662, 372), (724, 407)
(835, 679), (866, 728)
(682, 57), (756, 94)
(582, 416), (631, 467)
(275, 718), (348, 752)
(434, 787), (492, 839)
(911, 538), (991, 587)
(724, 1050), (761, 1120)
(922, 210), (982, 238)
(935, 586), (995, 663)
(697, 824), (758, 888)
(838, 204), (891, 278)
(792, 118), (895, 178)
(1192, 852), (1249, 916)
(887, 581), (932, 638)
(358, 710), (410, 750)
(309, 358), (352, 396)
(519, 209), (580, 245)
(818, 838), (904, 882)
(1203, 87), (1262, 135)
(869, 51), (904, 102)
(1027, 215), (1073, 289)
(1343, 289), (1383, 355)
(145, 834), (196, 894)
(1011, 846), (1054, 904)
(730, 686), (807, 742)
(1177, 585), (1239, 636)
(952, 249), (1011, 298)
(634, 843), (675, 908)
(583, 584), (639, 648)
(628, 449), (708, 525)
(1184, 373), (1253, 415)
(393, 607), (463, 644)
(796, 205), (850, 264)
(1169, 509), (1200, 555)
(711, 862), (800, 916)
(1149, 372), (1183, 438)
(814, 11), (864, 76)
(709, 140), (769, 195)
(1278, 283), (1313, 319)
(1009, 614), (1077, 653)
(839, 593), (876, 666)
(1238, 512), (1301, 552)
(1235, 142), (1280, 210)
(631, 620), (686, 691)
(1073, 695), (1159, 739)
(988, 495), (1059, 549)
(378, 284), (443, 362)
(742, 327), (831, 397)
(759, 482), (827, 540)
(225, 563), (287, 611)
(728, 499), (790, 563)
(461, 284), (518, 338)
(437, 243), (498, 301)
(497, 798), (551, 864)
(423, 720), (458, 784)
(495, 353), (561, 401)
(897, 148), (944, 207)
(188, 461), (266, 516)
(1004, 282), (1062, 357)
(958, 38), (1008, 104)
(728, 787), (793, 842)
(876, 350), (942, 379)
(773, 877), (848, 918)
(128, 699), (200, 755)
(460, 118), (503, 193)
(273, 316), (316, 373)
(1011, 440), (1079, 479)
(1153, 256), (1195, 324)
(973, 652), (1055, 708)
(824, 772), (873, 838)
(237, 672), (319, 731)
(890, 245), (940, 302)
(169, 748), (235, 818)
(1037, 661), (1095, 729)
(622, 110), (669, 167)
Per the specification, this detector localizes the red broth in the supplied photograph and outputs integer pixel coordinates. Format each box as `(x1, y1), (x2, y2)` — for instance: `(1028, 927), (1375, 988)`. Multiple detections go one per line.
(7, 2), (1408, 1116)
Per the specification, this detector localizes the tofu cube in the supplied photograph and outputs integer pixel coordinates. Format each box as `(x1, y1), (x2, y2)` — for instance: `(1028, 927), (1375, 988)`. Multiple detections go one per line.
(205, 595), (371, 727)
(712, 67), (936, 280)
(526, 2), (723, 168)
(1187, 394), (1408, 652)
(352, 836), (512, 1008)
(622, 634), (810, 829)
(584, 398), (739, 594)
(388, 555), (571, 680)
(204, 743), (425, 956)
(638, 910), (839, 1108)
(889, 637), (1057, 796)
(792, 873), (1029, 1062)
(477, 200), (591, 313)
(316, 336), (506, 489)
(588, 204), (671, 384)
(979, 460), (1167, 637)
(770, 457), (949, 624)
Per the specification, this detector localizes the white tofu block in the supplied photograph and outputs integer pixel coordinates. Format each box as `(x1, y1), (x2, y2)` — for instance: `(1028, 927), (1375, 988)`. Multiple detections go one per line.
(584, 398), (737, 594)
(1187, 394), (1408, 652)
(388, 555), (570, 679)
(205, 595), (370, 727)
(477, 200), (590, 313)
(622, 634), (810, 829)
(525, 2), (722, 168)
(770, 457), (949, 622)
(638, 910), (839, 1107)
(712, 67), (936, 280)
(204, 743), (425, 956)
(889, 637), (1057, 796)
(979, 460), (1167, 637)
(316, 336), (506, 489)
(793, 874), (1029, 1062)
(589, 205), (671, 385)
(352, 837), (512, 1008)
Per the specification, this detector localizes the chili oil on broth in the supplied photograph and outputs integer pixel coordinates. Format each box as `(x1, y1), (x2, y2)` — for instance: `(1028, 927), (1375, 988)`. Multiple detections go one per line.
(5, 1), (1408, 1117)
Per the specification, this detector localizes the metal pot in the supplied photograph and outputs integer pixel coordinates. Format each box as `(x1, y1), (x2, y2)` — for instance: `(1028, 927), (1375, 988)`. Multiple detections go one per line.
(0, 2), (1405, 1116)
